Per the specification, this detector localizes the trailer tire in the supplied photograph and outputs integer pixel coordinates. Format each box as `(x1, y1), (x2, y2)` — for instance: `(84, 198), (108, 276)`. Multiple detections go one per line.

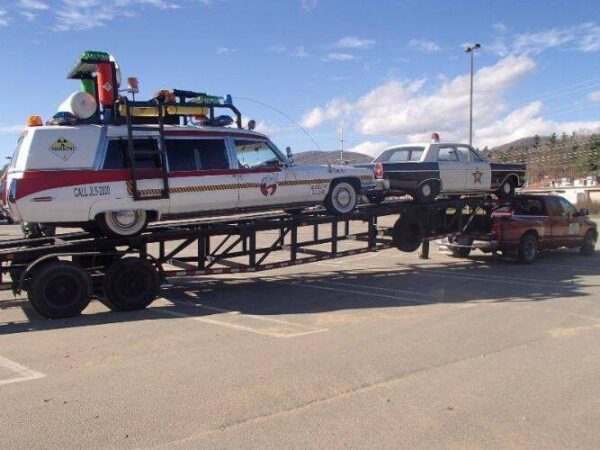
(103, 258), (159, 311)
(392, 215), (424, 252)
(27, 261), (92, 319)
(518, 233), (538, 264)
(497, 178), (516, 200)
(96, 210), (148, 238)
(448, 236), (472, 258)
(413, 180), (440, 204)
(325, 181), (358, 216)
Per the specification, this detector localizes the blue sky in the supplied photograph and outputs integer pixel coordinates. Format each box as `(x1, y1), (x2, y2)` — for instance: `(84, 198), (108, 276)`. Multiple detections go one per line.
(0, 0), (599, 160)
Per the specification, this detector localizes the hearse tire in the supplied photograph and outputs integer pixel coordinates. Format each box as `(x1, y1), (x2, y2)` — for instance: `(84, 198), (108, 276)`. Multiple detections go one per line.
(96, 210), (148, 238)
(580, 230), (597, 256)
(103, 258), (160, 311)
(413, 180), (439, 204)
(325, 181), (358, 216)
(392, 215), (424, 253)
(518, 233), (538, 264)
(27, 261), (92, 319)
(497, 178), (516, 200)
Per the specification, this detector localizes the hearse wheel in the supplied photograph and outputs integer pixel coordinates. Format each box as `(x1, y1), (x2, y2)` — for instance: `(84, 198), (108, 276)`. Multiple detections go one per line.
(497, 179), (515, 200)
(518, 233), (538, 264)
(392, 214), (424, 252)
(102, 258), (160, 311)
(96, 210), (148, 238)
(580, 230), (597, 256)
(413, 180), (439, 204)
(27, 261), (92, 319)
(325, 181), (358, 216)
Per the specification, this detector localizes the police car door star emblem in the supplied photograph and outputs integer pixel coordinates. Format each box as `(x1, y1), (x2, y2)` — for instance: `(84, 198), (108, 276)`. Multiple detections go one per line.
(49, 138), (77, 161)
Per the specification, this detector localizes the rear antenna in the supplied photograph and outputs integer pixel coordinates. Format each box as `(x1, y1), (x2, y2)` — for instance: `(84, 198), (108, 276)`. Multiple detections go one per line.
(339, 123), (345, 164)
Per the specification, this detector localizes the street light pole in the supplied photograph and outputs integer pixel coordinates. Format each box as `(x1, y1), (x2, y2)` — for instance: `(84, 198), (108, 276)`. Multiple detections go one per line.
(465, 43), (481, 146)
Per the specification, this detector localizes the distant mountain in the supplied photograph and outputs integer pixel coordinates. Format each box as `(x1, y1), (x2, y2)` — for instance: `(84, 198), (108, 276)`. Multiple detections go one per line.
(293, 150), (372, 165)
(491, 135), (551, 153)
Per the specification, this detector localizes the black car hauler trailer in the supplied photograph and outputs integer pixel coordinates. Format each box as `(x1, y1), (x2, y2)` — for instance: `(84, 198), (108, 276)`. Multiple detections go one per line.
(0, 197), (493, 319)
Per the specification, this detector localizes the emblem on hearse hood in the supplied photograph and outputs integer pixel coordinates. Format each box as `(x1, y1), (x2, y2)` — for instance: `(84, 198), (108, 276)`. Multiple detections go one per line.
(260, 174), (278, 197)
(49, 137), (77, 161)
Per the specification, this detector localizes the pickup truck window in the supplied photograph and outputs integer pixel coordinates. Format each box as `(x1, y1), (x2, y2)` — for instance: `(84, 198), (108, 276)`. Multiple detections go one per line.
(513, 198), (546, 215)
(558, 197), (577, 215)
(438, 146), (459, 162)
(546, 197), (574, 216)
(166, 139), (228, 171)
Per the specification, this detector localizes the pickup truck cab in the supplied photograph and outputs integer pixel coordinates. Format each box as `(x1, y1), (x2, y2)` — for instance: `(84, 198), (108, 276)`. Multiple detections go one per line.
(444, 194), (597, 263)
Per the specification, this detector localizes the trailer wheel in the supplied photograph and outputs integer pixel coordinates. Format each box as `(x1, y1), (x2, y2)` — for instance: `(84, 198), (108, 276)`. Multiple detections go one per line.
(518, 233), (538, 264)
(325, 181), (358, 215)
(497, 178), (515, 200)
(392, 215), (424, 252)
(102, 258), (160, 311)
(27, 261), (92, 319)
(448, 236), (472, 258)
(96, 210), (148, 238)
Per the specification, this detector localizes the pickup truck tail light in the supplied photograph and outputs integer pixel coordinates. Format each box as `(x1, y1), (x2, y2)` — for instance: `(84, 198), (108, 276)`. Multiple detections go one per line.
(374, 163), (384, 179)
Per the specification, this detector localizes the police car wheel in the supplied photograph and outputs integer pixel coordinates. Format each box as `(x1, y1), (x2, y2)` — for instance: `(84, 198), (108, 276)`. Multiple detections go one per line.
(102, 258), (160, 311)
(413, 181), (439, 204)
(97, 210), (148, 238)
(497, 179), (515, 200)
(27, 261), (92, 319)
(326, 181), (358, 215)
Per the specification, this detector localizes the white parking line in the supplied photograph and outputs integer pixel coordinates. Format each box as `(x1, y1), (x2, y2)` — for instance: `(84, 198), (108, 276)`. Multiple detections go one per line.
(152, 299), (328, 339)
(313, 279), (437, 299)
(0, 355), (46, 386)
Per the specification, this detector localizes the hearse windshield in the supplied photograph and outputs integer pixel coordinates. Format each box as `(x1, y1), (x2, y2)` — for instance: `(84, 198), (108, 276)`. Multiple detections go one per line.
(374, 146), (425, 163)
(234, 140), (284, 168)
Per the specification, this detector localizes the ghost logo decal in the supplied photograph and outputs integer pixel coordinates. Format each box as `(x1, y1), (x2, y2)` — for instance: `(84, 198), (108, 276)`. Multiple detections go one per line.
(50, 137), (77, 161)
(472, 169), (483, 184)
(260, 174), (278, 197)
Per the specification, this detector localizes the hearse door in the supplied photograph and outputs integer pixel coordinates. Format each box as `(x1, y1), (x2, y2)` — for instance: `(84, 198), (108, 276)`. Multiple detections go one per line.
(461, 146), (491, 191)
(165, 138), (238, 214)
(231, 139), (293, 208)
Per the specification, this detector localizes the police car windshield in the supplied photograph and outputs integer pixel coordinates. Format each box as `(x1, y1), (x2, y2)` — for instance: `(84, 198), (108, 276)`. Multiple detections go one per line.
(374, 147), (424, 163)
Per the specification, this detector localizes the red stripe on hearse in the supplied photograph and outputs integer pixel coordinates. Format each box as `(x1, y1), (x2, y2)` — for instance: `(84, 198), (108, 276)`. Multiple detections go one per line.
(16, 167), (281, 200)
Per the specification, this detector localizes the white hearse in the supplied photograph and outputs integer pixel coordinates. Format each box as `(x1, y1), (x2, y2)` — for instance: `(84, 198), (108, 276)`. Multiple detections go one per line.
(5, 52), (376, 237)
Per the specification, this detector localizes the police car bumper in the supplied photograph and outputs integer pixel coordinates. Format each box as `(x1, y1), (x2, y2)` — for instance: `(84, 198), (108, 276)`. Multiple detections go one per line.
(363, 179), (389, 193)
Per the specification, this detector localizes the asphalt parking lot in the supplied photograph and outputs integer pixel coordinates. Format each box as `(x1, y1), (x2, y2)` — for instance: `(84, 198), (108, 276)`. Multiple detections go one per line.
(1, 220), (599, 449)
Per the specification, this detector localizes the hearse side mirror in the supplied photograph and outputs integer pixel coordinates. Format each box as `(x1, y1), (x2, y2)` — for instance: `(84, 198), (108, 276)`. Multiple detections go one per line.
(286, 146), (294, 164)
(579, 208), (589, 216)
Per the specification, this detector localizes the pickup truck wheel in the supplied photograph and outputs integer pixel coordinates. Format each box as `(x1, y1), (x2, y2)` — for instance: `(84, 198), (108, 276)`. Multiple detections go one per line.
(497, 179), (515, 200)
(325, 181), (358, 215)
(518, 233), (538, 264)
(102, 258), (160, 311)
(580, 230), (597, 256)
(27, 261), (92, 319)
(96, 210), (148, 238)
(413, 180), (439, 204)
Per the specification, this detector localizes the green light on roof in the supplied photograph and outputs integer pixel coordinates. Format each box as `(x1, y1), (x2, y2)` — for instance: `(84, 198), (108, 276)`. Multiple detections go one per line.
(80, 50), (110, 62)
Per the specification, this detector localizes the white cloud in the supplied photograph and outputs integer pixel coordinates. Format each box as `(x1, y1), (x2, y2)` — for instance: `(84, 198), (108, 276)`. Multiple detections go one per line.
(332, 36), (375, 49)
(348, 140), (389, 158)
(300, 54), (600, 147)
(492, 22), (508, 33)
(492, 22), (600, 56)
(323, 52), (355, 62)
(20, 11), (36, 20)
(301, 0), (318, 11)
(589, 90), (600, 102)
(0, 10), (9, 27)
(216, 46), (236, 55)
(18, 0), (49, 10)
(52, 0), (181, 31)
(0, 125), (23, 134)
(293, 46), (310, 58)
(408, 38), (441, 53)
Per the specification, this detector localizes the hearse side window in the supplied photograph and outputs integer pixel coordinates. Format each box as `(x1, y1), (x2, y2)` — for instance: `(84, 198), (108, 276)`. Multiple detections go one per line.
(166, 139), (229, 171)
(234, 140), (283, 168)
(437, 146), (458, 162)
(103, 139), (161, 169)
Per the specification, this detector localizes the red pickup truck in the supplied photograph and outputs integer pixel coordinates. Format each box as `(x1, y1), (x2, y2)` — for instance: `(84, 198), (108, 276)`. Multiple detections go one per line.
(444, 194), (597, 264)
